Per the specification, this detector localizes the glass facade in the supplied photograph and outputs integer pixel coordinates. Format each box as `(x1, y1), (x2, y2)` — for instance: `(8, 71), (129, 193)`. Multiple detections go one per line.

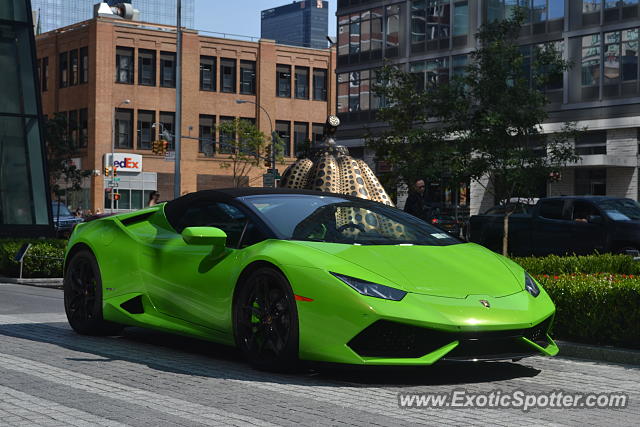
(261, 1), (328, 49)
(0, 0), (52, 234)
(31, 0), (194, 33)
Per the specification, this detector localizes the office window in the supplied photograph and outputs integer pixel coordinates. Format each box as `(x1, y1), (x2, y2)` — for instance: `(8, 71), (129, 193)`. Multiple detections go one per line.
(115, 108), (133, 149)
(276, 64), (291, 97)
(69, 49), (78, 86)
(59, 51), (68, 88)
(42, 57), (48, 91)
(160, 51), (176, 88)
(199, 115), (215, 155)
(295, 66), (309, 99)
(80, 47), (88, 84)
(68, 110), (78, 147)
(575, 169), (606, 195)
(605, 0), (639, 22)
(386, 4), (401, 57)
(350, 13), (361, 54)
(115, 47), (134, 84)
(338, 8), (383, 63)
(159, 112), (175, 150)
(240, 60), (256, 95)
(312, 123), (324, 145)
(313, 69), (327, 101)
(79, 108), (88, 148)
(583, 0), (601, 13)
(337, 72), (349, 113)
(137, 110), (155, 150)
(239, 118), (255, 155)
(452, 54), (468, 76)
(575, 130), (607, 155)
(603, 29), (639, 97)
(139, 49), (156, 86)
(453, 1), (469, 36)
(540, 40), (564, 93)
(581, 34), (600, 93)
(200, 56), (216, 91)
(411, 57), (449, 90)
(276, 120), (291, 157)
(220, 58), (236, 93)
(294, 122), (309, 155)
(219, 116), (235, 154)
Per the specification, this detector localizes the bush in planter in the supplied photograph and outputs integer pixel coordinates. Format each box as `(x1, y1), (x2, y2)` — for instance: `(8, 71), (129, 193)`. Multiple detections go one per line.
(0, 239), (66, 278)
(538, 274), (640, 349)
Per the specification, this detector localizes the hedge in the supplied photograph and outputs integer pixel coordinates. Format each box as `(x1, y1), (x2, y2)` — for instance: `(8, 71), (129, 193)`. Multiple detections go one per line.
(0, 239), (66, 278)
(539, 274), (640, 349)
(513, 253), (640, 275)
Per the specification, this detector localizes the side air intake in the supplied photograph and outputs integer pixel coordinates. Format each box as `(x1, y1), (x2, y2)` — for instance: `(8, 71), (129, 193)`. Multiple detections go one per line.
(120, 295), (144, 314)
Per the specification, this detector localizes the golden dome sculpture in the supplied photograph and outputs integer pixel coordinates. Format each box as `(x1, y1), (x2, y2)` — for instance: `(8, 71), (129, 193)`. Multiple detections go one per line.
(279, 116), (394, 207)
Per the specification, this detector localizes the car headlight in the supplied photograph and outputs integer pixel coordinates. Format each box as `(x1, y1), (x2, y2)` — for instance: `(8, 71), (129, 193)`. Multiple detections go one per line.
(525, 272), (540, 297)
(330, 272), (407, 301)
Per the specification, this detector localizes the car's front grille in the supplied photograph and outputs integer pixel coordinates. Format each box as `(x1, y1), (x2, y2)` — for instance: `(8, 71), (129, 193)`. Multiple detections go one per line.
(348, 317), (552, 360)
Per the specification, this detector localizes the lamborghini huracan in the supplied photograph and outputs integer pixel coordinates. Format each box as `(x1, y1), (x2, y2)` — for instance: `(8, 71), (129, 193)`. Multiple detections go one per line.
(63, 188), (558, 370)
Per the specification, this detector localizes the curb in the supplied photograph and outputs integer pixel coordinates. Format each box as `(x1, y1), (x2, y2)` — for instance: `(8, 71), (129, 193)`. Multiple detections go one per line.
(557, 340), (640, 366)
(0, 276), (63, 288)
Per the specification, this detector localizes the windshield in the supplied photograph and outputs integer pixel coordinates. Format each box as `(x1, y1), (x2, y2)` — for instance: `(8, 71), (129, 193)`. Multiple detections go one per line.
(596, 198), (640, 221)
(51, 202), (72, 217)
(241, 195), (461, 246)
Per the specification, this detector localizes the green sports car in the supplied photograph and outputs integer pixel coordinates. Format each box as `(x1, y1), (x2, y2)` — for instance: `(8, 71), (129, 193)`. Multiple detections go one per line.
(63, 188), (558, 370)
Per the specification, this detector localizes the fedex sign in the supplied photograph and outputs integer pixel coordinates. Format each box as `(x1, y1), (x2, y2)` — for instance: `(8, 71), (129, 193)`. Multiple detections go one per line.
(104, 153), (143, 173)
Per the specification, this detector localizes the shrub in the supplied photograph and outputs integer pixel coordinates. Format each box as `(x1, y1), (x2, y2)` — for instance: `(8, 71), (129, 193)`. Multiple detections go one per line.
(539, 274), (640, 349)
(514, 253), (640, 275)
(0, 239), (66, 278)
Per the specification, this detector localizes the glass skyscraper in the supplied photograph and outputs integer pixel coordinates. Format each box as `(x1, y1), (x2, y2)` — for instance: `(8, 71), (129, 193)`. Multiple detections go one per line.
(261, 1), (329, 49)
(31, 0), (194, 33)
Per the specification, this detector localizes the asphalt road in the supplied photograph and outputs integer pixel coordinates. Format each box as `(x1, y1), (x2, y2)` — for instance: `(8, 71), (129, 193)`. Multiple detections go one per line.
(0, 283), (638, 426)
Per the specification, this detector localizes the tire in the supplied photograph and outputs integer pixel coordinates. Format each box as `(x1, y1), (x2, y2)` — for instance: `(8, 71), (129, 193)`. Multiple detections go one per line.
(64, 249), (122, 336)
(233, 267), (299, 371)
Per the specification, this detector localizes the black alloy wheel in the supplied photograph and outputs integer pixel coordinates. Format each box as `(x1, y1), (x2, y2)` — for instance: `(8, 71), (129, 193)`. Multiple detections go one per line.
(64, 250), (122, 336)
(234, 267), (299, 371)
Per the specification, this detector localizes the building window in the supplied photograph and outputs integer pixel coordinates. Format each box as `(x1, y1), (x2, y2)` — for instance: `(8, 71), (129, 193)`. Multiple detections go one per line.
(159, 112), (175, 150)
(200, 56), (216, 91)
(313, 69), (327, 101)
(452, 54), (468, 76)
(240, 60), (256, 95)
(312, 123), (324, 145)
(386, 4), (401, 57)
(139, 49), (156, 86)
(575, 130), (607, 155)
(69, 49), (78, 86)
(79, 108), (88, 148)
(603, 29), (639, 98)
(338, 7), (383, 64)
(160, 52), (176, 88)
(59, 52), (68, 88)
(137, 110), (155, 150)
(115, 108), (133, 149)
(80, 47), (88, 84)
(295, 66), (309, 99)
(219, 116), (235, 154)
(410, 57), (449, 91)
(220, 58), (236, 93)
(276, 120), (291, 157)
(239, 117), (256, 154)
(294, 122), (309, 155)
(68, 110), (78, 147)
(115, 47), (134, 84)
(575, 168), (606, 195)
(604, 0), (639, 23)
(276, 64), (291, 97)
(453, 2), (469, 37)
(581, 34), (601, 100)
(41, 57), (48, 91)
(199, 114), (216, 155)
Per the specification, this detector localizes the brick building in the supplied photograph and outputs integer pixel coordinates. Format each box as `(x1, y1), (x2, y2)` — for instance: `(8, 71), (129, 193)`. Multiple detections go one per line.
(35, 15), (335, 212)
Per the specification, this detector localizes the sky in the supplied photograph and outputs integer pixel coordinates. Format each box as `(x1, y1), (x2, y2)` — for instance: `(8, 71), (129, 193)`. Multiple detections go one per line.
(193, 0), (337, 41)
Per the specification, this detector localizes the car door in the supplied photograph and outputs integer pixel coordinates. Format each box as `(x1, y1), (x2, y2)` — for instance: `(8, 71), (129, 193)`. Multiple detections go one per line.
(145, 199), (262, 332)
(532, 199), (573, 256)
(569, 200), (607, 255)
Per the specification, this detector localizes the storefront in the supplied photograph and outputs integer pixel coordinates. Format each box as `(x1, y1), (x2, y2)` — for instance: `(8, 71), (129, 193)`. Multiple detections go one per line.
(103, 153), (157, 212)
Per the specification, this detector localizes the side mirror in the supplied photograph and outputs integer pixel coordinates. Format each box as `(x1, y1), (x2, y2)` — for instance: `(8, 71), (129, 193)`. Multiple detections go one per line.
(588, 215), (603, 224)
(182, 227), (227, 250)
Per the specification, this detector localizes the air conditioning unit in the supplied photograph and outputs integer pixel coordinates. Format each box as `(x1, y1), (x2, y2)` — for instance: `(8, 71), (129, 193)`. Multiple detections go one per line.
(94, 2), (140, 21)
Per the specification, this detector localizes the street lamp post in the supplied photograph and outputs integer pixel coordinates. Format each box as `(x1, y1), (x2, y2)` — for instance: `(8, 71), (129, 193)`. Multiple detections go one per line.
(111, 99), (131, 213)
(235, 99), (277, 187)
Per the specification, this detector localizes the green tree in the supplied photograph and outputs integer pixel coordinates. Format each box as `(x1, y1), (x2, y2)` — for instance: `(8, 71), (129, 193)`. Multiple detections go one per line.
(370, 9), (580, 255)
(217, 119), (282, 187)
(45, 113), (92, 220)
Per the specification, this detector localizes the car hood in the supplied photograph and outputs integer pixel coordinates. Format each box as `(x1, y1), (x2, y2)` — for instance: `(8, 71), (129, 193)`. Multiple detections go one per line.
(290, 241), (523, 298)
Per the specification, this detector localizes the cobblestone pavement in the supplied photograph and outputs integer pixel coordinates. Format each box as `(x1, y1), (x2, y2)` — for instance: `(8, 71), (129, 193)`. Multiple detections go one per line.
(0, 283), (638, 426)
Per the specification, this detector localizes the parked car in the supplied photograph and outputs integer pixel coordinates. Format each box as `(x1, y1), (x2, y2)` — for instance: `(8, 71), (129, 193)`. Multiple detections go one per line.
(431, 214), (461, 236)
(469, 196), (640, 256)
(52, 201), (83, 237)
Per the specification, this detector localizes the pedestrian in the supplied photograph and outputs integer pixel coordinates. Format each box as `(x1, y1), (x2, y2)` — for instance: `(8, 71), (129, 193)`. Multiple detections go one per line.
(148, 191), (160, 207)
(404, 179), (433, 222)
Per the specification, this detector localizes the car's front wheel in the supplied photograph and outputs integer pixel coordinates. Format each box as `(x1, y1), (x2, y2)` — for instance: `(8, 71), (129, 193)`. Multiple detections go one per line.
(64, 249), (122, 336)
(233, 267), (299, 371)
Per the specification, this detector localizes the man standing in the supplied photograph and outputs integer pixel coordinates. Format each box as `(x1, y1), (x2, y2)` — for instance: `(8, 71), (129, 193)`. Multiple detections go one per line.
(404, 179), (433, 222)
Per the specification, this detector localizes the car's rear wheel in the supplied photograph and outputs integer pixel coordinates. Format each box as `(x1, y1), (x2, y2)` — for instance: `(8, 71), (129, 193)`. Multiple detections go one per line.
(64, 249), (122, 336)
(233, 267), (299, 371)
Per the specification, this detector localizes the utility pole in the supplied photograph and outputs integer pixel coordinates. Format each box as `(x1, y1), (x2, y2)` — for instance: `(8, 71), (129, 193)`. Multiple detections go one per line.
(174, 0), (182, 199)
